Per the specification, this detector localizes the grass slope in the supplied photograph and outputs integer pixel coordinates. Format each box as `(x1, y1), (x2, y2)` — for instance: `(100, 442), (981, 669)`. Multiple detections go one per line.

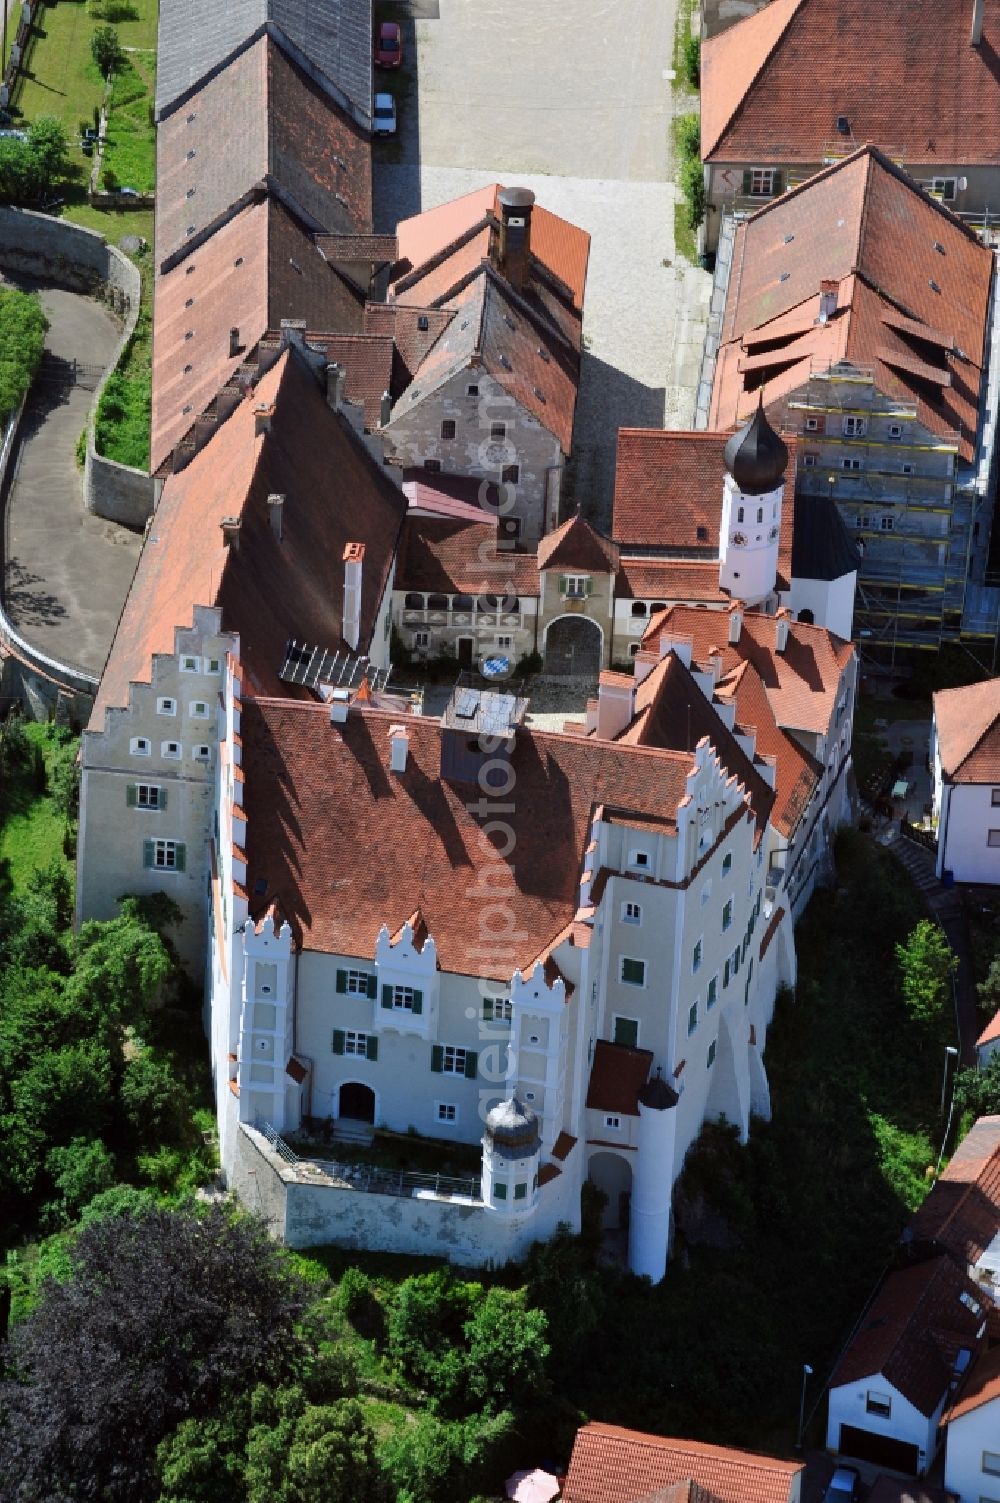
(0, 722), (76, 895)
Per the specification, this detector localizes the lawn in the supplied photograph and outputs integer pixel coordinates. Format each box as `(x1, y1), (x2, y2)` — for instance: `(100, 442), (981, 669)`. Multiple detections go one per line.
(100, 52), (155, 193)
(0, 721), (78, 897)
(93, 252), (151, 467)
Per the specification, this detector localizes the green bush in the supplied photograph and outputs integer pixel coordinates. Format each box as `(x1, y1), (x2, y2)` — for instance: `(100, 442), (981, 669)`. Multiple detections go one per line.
(684, 32), (701, 88)
(0, 289), (48, 422)
(91, 24), (124, 77)
(896, 919), (956, 1031)
(675, 112), (705, 232)
(676, 111), (700, 158)
(338, 1265), (373, 1321)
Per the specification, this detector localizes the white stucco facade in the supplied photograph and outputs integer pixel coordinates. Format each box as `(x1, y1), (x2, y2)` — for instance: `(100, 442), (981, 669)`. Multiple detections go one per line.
(933, 741), (1000, 888)
(944, 1393), (1000, 1503)
(826, 1376), (942, 1476)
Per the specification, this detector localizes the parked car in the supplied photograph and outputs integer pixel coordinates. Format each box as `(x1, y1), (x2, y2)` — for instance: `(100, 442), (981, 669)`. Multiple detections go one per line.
(373, 20), (402, 68)
(823, 1467), (860, 1503)
(373, 92), (397, 136)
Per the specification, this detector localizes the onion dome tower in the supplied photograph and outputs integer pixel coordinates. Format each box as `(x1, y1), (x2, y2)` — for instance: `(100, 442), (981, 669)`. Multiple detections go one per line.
(719, 394), (790, 607)
(482, 1096), (541, 1215)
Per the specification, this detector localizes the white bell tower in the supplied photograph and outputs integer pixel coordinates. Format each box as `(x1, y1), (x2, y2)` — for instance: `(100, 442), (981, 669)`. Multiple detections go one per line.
(718, 395), (789, 608)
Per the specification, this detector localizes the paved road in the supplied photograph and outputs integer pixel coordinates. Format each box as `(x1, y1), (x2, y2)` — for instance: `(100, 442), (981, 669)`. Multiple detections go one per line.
(1, 278), (143, 677)
(374, 0), (711, 529)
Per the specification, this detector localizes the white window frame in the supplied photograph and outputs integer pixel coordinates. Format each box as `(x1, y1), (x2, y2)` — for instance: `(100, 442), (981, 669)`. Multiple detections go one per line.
(707, 975), (719, 1009)
(707, 1040), (717, 1067)
(436, 1101), (458, 1125)
(604, 1114), (621, 1130)
(988, 830), (1000, 848)
(932, 176), (957, 201)
(804, 416), (819, 432)
(880, 515), (894, 532)
(722, 853), (733, 877)
(613, 1014), (640, 1048)
(392, 985), (416, 1012)
(628, 849), (650, 871)
(344, 969), (371, 996)
(193, 745), (212, 762)
(414, 630), (430, 649)
(206, 656), (222, 674)
(622, 901), (642, 925)
(497, 634), (514, 650)
(722, 898), (733, 932)
(983, 1452), (1000, 1477)
(130, 736), (151, 757)
(866, 1391), (892, 1418)
(152, 838), (182, 871)
(748, 167), (775, 196)
(842, 415), (867, 438)
(841, 457), (863, 472)
(888, 422), (903, 439)
(991, 789), (1000, 806)
(564, 575), (589, 598)
(901, 463), (914, 476)
(441, 1044), (468, 1076)
(802, 454), (817, 468)
(484, 996), (513, 1023)
(620, 956), (646, 988)
(692, 938), (703, 973)
(156, 696), (177, 716)
(688, 1000), (698, 1036)
(161, 741), (182, 760)
(179, 655), (200, 673)
(135, 783), (161, 810)
(189, 700), (210, 719)
(344, 1030), (370, 1058)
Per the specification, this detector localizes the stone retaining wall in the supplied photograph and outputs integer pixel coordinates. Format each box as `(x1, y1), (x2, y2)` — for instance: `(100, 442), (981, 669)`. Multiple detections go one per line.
(0, 206), (155, 527)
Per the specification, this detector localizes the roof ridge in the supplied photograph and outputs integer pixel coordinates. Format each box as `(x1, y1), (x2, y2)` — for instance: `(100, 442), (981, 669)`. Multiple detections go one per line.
(393, 215), (493, 294)
(701, 0), (807, 158)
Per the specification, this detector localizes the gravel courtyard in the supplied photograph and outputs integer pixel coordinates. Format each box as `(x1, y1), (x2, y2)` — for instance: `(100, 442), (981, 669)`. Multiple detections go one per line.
(374, 0), (711, 529)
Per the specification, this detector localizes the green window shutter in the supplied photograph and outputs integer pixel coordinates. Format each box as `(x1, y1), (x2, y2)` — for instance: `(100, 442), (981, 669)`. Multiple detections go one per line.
(584, 578), (593, 597)
(336, 969), (347, 994)
(494, 1180), (507, 1200)
(464, 1050), (478, 1080)
(431, 1044), (443, 1073)
(332, 1029), (346, 1055)
(514, 1182), (527, 1201)
(366, 974), (378, 1000)
(558, 577), (567, 595)
(126, 784), (137, 807)
(142, 839), (154, 869)
(158, 787), (167, 811)
(772, 170), (784, 195)
(411, 989), (423, 1015)
(381, 985), (393, 1010)
(741, 169), (753, 195)
(366, 1035), (379, 1062)
(483, 997), (493, 1022)
(174, 844), (186, 873)
(724, 959), (730, 987)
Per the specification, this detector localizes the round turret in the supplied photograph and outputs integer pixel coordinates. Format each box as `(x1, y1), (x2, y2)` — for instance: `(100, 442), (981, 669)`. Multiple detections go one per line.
(638, 1072), (679, 1111)
(485, 1096), (540, 1159)
(723, 397), (789, 496)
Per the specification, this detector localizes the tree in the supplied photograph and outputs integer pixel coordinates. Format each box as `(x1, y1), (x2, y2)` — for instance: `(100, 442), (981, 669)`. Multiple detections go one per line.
(120, 1047), (195, 1149)
(0, 139), (43, 208)
(0, 1205), (312, 1502)
(26, 117), (69, 183)
(895, 919), (956, 1029)
(0, 290), (47, 417)
(463, 1287), (549, 1412)
(246, 1393), (380, 1503)
(91, 24), (124, 76)
(41, 1137), (116, 1229)
(954, 1053), (1000, 1119)
(978, 953), (1000, 1018)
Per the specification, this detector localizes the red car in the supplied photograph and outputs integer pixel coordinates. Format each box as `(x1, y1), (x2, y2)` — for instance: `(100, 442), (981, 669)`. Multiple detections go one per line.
(374, 21), (402, 69)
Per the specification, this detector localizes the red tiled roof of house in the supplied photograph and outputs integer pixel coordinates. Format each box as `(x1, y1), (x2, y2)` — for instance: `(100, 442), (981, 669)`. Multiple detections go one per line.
(909, 1115), (1000, 1268)
(585, 1042), (653, 1116)
(278, 330), (393, 428)
(978, 1010), (1000, 1050)
(709, 149), (992, 461)
(151, 198), (365, 472)
(934, 679), (1000, 783)
(239, 701), (699, 976)
(395, 515), (540, 595)
(538, 514), (619, 574)
(562, 1421), (802, 1503)
(366, 302), (454, 391)
(92, 351), (405, 731)
(315, 233), (398, 265)
(701, 0), (1000, 166)
(644, 604), (853, 735)
(155, 37), (371, 271)
(613, 431), (730, 550)
(615, 559), (729, 604)
(944, 1345), (1000, 1424)
(715, 658), (820, 838)
(830, 1256), (987, 1417)
(401, 470), (505, 522)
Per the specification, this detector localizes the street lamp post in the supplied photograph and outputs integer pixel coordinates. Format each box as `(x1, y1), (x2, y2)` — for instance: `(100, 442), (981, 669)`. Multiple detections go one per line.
(796, 1363), (813, 1451)
(940, 1045), (959, 1117)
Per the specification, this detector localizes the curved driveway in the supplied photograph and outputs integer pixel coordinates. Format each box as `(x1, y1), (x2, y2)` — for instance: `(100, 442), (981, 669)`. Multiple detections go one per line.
(1, 277), (144, 677)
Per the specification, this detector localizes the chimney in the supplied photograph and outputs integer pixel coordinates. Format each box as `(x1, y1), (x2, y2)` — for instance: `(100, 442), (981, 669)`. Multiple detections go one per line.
(267, 493), (285, 541)
(380, 389), (392, 426)
(775, 608), (791, 653)
(971, 0), (985, 44)
(343, 541), (364, 651)
(389, 725), (409, 773)
(817, 280), (838, 324)
(728, 603), (744, 645)
(633, 648), (658, 687)
(220, 516), (241, 551)
(229, 326), (241, 358)
(254, 403), (274, 436)
(596, 672), (636, 741)
(280, 318), (307, 352)
(329, 687), (350, 725)
(496, 186), (535, 294)
(326, 362), (345, 411)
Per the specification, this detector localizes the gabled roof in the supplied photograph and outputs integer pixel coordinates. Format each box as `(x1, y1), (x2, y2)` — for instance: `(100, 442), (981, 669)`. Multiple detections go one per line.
(151, 198), (365, 472)
(586, 1041), (654, 1116)
(91, 351), (405, 731)
(239, 700), (699, 975)
(944, 1345), (1000, 1424)
(395, 515), (540, 596)
(701, 0), (1000, 167)
(615, 559), (729, 605)
(561, 1422), (803, 1503)
(934, 679), (1000, 783)
(830, 1255), (986, 1417)
(280, 329), (393, 428)
(709, 148), (993, 461)
(908, 1115), (1000, 1269)
(613, 431), (731, 550)
(156, 0), (373, 123)
(643, 603), (853, 735)
(715, 657), (821, 839)
(537, 514), (619, 574)
(155, 36), (371, 270)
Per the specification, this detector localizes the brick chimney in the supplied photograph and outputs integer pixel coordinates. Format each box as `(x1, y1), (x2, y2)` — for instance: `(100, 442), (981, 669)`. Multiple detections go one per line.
(496, 186), (535, 294)
(817, 280), (838, 323)
(229, 326), (241, 358)
(220, 516), (241, 551)
(971, 0), (985, 44)
(267, 493), (284, 541)
(343, 542), (364, 650)
(254, 403), (274, 436)
(596, 671), (636, 741)
(326, 362), (345, 411)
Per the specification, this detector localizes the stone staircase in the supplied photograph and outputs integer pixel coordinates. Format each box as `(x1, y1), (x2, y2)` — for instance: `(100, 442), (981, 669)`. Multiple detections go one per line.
(882, 827), (963, 923)
(330, 1118), (376, 1147)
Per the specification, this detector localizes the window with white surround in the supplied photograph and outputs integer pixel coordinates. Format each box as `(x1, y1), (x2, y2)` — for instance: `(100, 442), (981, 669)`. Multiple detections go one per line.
(866, 1392), (892, 1418)
(414, 631), (430, 649)
(441, 1045), (468, 1075)
(189, 700), (209, 718)
(144, 838), (185, 872)
(803, 454), (817, 468)
(688, 1001), (698, 1035)
(843, 416), (866, 437)
(483, 996), (512, 1023)
(157, 697), (176, 716)
(130, 737), (151, 757)
(707, 975), (718, 1009)
(842, 457), (862, 472)
(748, 168), (775, 196)
(692, 938), (703, 973)
(344, 1030), (370, 1057)
(901, 463), (914, 476)
(613, 1016), (639, 1048)
(722, 853), (732, 877)
(391, 985), (417, 1011)
(888, 423), (903, 439)
(880, 516), (894, 531)
(130, 783), (164, 810)
(992, 789), (1000, 806)
(161, 741), (182, 759)
(605, 1114), (621, 1130)
(622, 901), (642, 925)
(805, 416), (819, 432)
(629, 850), (650, 870)
(932, 176), (957, 201)
(341, 969), (373, 996)
(983, 1452), (1000, 1476)
(193, 745), (211, 762)
(621, 957), (645, 987)
(497, 635), (513, 650)
(180, 655), (200, 673)
(436, 1102), (458, 1124)
(707, 1040), (716, 1067)
(206, 657), (221, 674)
(989, 831), (1000, 847)
(563, 575), (590, 598)
(722, 899), (733, 932)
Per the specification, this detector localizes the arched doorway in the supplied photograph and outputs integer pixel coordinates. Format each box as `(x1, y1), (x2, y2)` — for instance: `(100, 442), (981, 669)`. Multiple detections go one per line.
(338, 1081), (376, 1124)
(543, 615), (603, 676)
(587, 1151), (633, 1231)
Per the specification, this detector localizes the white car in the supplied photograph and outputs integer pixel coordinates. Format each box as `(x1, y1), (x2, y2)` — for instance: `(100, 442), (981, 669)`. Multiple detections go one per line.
(373, 93), (397, 136)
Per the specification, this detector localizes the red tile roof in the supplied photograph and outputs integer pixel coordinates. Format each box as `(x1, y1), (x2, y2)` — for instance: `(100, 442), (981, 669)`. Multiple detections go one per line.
(395, 515), (540, 595)
(830, 1255), (987, 1417)
(715, 657), (820, 838)
(562, 1422), (803, 1503)
(615, 560), (729, 604)
(240, 701), (699, 976)
(586, 1042), (654, 1116)
(909, 1115), (1000, 1268)
(281, 330), (393, 428)
(701, 0), (1000, 167)
(538, 514), (619, 573)
(944, 1344), (1000, 1424)
(613, 431), (730, 550)
(709, 149), (993, 461)
(934, 679), (1000, 784)
(92, 351), (405, 730)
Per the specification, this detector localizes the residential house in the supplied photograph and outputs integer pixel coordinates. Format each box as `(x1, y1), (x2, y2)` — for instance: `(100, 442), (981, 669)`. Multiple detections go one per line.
(700, 0), (1000, 253)
(704, 146), (998, 659)
(825, 1255), (989, 1476)
(908, 1115), (1000, 1303)
(560, 1421), (804, 1503)
(77, 344), (406, 972)
(942, 1347), (1000, 1503)
(931, 679), (1000, 886)
(379, 185), (591, 544)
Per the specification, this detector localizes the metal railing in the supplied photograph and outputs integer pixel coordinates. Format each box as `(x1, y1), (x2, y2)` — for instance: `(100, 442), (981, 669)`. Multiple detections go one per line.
(256, 1122), (482, 1202)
